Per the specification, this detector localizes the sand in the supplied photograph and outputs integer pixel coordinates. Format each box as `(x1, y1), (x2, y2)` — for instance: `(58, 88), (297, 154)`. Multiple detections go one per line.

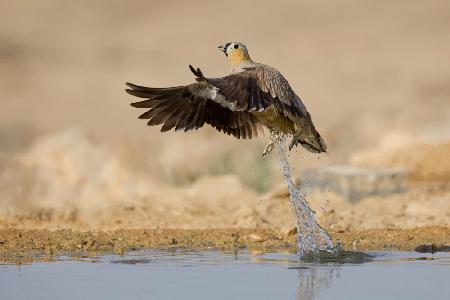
(1, 227), (449, 264)
(0, 129), (449, 263)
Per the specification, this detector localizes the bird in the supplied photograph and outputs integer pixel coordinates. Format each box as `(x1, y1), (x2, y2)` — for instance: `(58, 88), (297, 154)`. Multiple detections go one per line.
(126, 42), (327, 156)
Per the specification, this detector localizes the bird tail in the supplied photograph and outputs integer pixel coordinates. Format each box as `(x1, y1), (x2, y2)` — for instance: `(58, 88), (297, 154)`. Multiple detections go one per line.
(290, 118), (328, 153)
(295, 132), (327, 153)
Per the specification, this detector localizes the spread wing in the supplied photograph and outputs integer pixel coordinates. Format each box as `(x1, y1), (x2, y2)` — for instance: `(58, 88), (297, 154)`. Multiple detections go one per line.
(126, 65), (311, 140)
(125, 81), (262, 139)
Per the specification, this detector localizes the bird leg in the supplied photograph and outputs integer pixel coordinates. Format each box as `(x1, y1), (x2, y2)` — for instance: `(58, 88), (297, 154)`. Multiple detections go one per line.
(289, 137), (299, 150)
(263, 130), (282, 157)
(262, 141), (274, 157)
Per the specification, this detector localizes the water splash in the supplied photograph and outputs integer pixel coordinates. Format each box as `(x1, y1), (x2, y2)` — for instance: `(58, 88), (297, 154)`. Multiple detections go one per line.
(274, 135), (337, 258)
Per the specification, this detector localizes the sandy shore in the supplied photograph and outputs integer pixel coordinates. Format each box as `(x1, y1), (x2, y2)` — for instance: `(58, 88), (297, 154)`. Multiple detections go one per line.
(1, 226), (448, 264)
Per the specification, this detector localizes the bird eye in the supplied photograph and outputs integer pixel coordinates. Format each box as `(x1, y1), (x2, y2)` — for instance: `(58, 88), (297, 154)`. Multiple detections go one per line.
(234, 44), (239, 49)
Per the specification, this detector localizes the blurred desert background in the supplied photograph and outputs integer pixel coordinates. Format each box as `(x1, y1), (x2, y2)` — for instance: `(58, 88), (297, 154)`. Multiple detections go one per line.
(0, 0), (449, 238)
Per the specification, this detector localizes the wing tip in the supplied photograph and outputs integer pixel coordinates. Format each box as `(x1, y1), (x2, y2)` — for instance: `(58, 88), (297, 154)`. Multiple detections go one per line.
(126, 89), (147, 98)
(188, 65), (205, 81)
(126, 82), (137, 89)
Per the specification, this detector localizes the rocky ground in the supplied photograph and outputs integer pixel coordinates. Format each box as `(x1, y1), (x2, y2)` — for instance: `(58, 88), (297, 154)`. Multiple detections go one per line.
(1, 226), (449, 264)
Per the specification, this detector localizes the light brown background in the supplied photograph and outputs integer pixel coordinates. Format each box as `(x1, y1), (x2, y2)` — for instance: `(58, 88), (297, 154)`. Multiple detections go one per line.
(0, 0), (449, 229)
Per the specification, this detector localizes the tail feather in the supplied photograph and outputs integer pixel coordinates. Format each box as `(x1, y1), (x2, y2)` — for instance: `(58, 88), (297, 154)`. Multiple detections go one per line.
(290, 129), (327, 153)
(298, 136), (327, 153)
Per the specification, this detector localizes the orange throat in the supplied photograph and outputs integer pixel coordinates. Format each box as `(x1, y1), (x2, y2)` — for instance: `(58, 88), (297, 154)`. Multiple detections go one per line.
(228, 49), (251, 67)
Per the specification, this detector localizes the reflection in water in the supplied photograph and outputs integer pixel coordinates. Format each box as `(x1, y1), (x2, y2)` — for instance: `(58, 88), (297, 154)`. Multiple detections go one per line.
(296, 265), (338, 300)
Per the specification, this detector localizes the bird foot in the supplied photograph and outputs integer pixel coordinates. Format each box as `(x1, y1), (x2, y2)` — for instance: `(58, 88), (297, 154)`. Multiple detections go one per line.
(289, 138), (299, 151)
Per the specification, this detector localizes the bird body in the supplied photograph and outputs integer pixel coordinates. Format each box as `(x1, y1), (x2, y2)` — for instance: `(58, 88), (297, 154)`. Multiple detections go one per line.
(126, 42), (327, 155)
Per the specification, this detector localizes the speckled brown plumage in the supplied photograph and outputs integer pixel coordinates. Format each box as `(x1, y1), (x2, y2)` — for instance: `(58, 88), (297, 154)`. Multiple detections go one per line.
(126, 42), (327, 154)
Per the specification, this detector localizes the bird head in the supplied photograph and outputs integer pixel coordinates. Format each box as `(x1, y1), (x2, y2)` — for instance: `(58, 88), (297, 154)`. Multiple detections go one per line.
(218, 42), (252, 66)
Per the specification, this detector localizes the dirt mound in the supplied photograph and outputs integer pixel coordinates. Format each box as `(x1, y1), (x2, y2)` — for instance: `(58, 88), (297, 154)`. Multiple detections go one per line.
(351, 131), (450, 181)
(0, 129), (449, 231)
(0, 129), (264, 229)
(261, 180), (450, 230)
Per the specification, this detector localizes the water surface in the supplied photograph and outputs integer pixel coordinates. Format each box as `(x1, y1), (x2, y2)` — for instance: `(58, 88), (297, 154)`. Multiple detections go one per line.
(1, 250), (449, 300)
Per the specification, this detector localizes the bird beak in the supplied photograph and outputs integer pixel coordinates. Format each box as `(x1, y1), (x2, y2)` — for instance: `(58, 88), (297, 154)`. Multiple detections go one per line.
(218, 43), (229, 56)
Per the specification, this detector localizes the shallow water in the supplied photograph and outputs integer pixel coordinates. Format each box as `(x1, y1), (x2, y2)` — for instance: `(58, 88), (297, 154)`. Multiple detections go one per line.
(1, 250), (449, 300)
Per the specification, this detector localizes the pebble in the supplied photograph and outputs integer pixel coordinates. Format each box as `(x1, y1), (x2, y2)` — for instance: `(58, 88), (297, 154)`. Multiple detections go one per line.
(278, 227), (297, 237)
(248, 234), (266, 242)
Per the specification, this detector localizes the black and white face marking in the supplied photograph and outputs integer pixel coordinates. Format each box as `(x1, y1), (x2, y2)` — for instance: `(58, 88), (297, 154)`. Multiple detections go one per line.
(218, 42), (232, 56)
(218, 42), (246, 58)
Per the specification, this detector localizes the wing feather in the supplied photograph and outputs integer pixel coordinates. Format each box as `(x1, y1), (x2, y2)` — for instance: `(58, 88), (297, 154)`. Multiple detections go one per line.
(126, 79), (261, 139)
(198, 65), (308, 120)
(126, 64), (327, 154)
